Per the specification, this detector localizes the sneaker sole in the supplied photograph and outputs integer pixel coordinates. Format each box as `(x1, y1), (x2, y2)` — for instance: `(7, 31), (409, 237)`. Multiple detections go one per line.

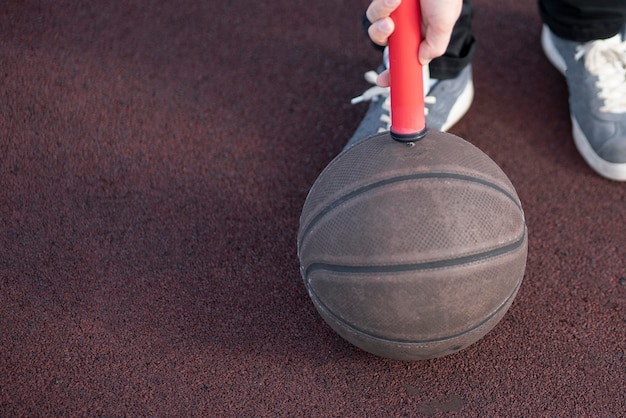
(572, 118), (626, 181)
(440, 79), (474, 132)
(542, 25), (626, 181)
(540, 25), (566, 75)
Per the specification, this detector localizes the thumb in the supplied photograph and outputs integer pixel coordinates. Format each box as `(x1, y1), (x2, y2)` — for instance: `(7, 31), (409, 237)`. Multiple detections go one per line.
(418, 29), (450, 65)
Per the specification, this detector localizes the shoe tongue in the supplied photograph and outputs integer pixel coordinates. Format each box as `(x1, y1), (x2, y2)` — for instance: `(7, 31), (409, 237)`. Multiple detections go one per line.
(384, 46), (389, 68)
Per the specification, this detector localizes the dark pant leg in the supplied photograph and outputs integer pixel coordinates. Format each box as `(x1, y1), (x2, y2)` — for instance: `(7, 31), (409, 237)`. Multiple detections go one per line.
(539, 0), (626, 42)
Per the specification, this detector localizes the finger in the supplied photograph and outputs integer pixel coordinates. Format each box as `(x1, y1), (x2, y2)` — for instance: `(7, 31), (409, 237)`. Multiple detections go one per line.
(366, 0), (402, 24)
(376, 69), (391, 87)
(367, 17), (395, 46)
(418, 32), (450, 65)
(418, 22), (452, 65)
(418, 0), (462, 64)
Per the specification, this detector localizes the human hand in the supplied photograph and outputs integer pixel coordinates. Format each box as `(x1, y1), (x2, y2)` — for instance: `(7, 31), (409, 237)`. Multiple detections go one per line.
(366, 0), (463, 86)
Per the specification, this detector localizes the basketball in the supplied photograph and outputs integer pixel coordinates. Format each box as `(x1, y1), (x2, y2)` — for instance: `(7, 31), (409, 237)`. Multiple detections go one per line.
(297, 130), (528, 360)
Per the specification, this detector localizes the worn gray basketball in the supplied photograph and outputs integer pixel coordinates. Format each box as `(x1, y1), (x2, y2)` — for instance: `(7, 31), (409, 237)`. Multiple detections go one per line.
(297, 130), (527, 360)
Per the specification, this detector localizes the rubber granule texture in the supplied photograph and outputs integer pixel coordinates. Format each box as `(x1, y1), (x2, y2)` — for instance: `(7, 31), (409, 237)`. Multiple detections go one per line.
(1, 0), (625, 416)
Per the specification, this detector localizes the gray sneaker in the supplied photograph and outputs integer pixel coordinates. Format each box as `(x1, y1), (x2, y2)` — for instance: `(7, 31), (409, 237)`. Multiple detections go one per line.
(344, 59), (474, 150)
(541, 24), (626, 181)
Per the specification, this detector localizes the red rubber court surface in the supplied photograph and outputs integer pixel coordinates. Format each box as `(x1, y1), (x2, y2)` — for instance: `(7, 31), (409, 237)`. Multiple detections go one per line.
(1, 0), (625, 416)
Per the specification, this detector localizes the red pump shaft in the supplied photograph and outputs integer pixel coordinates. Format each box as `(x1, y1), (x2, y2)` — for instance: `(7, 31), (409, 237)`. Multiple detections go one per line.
(388, 0), (427, 142)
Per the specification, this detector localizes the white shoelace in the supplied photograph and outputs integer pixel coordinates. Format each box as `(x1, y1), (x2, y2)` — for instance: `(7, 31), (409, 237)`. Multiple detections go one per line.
(575, 35), (626, 113)
(350, 70), (436, 132)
